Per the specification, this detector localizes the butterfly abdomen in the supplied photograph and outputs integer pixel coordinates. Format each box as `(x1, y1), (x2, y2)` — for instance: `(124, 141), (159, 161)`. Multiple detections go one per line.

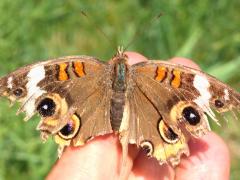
(110, 92), (125, 131)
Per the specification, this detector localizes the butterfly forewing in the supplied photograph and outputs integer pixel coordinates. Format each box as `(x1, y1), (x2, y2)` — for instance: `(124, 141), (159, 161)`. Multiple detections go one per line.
(132, 60), (240, 123)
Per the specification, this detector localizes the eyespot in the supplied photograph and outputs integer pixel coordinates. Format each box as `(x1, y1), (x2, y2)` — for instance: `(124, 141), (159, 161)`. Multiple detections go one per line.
(37, 98), (56, 117)
(13, 88), (24, 97)
(140, 141), (154, 156)
(58, 114), (81, 140)
(214, 99), (224, 108)
(60, 124), (74, 137)
(158, 120), (179, 144)
(182, 106), (200, 125)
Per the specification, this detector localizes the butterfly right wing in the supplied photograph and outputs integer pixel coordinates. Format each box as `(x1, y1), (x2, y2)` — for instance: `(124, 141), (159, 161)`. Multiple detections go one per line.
(119, 60), (239, 166)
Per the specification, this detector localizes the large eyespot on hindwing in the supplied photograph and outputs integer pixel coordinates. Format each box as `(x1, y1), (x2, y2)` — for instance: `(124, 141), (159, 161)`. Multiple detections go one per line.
(158, 120), (179, 144)
(140, 140), (154, 157)
(54, 114), (81, 146)
(58, 114), (81, 140)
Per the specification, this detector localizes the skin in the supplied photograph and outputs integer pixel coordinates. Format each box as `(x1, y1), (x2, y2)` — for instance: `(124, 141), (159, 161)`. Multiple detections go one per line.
(47, 52), (230, 180)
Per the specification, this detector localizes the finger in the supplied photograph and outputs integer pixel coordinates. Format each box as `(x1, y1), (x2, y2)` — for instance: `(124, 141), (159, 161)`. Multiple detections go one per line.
(125, 51), (148, 65)
(169, 57), (200, 70)
(129, 150), (175, 179)
(47, 134), (122, 180)
(175, 132), (230, 180)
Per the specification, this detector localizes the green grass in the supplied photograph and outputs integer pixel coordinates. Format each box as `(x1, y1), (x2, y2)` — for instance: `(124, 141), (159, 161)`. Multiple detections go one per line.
(0, 0), (239, 179)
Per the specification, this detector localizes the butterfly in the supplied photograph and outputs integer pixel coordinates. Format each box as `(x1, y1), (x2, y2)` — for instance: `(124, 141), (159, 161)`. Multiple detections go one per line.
(0, 47), (239, 167)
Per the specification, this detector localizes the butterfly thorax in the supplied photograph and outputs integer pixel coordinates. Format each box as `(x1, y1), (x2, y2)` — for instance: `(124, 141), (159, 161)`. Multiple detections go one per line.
(110, 55), (129, 131)
(112, 58), (128, 92)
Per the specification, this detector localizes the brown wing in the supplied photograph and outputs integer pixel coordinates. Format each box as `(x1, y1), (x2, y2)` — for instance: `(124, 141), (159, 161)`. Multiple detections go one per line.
(119, 60), (239, 166)
(133, 60), (240, 123)
(0, 56), (113, 155)
(120, 84), (190, 166)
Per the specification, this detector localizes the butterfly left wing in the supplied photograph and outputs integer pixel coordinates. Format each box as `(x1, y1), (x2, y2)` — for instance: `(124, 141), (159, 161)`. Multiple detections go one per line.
(119, 60), (239, 166)
(0, 56), (113, 155)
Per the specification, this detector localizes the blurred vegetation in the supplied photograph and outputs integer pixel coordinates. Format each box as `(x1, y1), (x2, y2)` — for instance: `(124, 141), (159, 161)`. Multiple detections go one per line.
(0, 0), (239, 179)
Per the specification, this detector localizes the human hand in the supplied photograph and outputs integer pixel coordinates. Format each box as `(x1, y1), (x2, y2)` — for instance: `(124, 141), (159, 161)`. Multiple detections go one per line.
(47, 52), (230, 180)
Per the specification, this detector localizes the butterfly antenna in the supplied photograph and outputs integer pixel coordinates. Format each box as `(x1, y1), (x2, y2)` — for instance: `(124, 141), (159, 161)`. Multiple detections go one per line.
(80, 11), (116, 49)
(124, 12), (164, 51)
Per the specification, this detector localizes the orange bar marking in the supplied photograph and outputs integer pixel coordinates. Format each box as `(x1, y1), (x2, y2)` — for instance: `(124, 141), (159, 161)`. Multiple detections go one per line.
(58, 63), (69, 81)
(171, 70), (181, 88)
(155, 66), (167, 82)
(73, 61), (85, 77)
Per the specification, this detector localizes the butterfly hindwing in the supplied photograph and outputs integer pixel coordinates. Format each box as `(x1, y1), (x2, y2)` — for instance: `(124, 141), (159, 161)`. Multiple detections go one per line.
(122, 83), (189, 166)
